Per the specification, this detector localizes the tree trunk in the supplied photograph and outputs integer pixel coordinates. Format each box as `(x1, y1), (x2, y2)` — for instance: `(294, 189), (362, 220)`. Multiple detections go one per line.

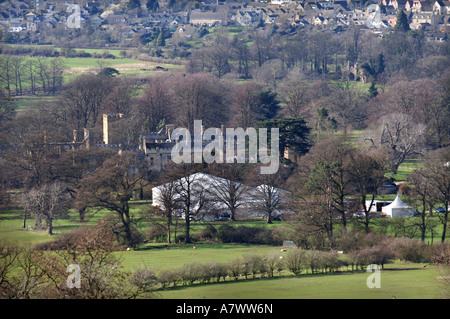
(267, 212), (272, 224)
(119, 201), (133, 246)
(47, 217), (53, 235)
(441, 206), (448, 243)
(34, 216), (42, 230)
(420, 197), (427, 242)
(364, 213), (370, 234)
(22, 211), (27, 229)
(79, 207), (86, 223)
(185, 211), (191, 244)
(167, 213), (172, 244)
(230, 208), (236, 222)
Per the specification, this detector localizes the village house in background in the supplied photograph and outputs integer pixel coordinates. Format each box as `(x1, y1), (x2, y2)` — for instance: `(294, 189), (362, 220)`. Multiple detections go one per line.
(0, 0), (449, 43)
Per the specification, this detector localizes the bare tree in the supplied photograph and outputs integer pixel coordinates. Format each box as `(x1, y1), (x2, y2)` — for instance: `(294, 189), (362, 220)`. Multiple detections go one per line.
(23, 59), (37, 95)
(76, 152), (149, 247)
(245, 165), (291, 224)
(231, 36), (250, 78)
(364, 113), (427, 174)
(348, 150), (387, 233)
(22, 182), (70, 235)
(289, 136), (353, 242)
(0, 243), (47, 299)
(254, 59), (285, 89)
(0, 89), (15, 128)
(170, 73), (230, 130)
(58, 73), (112, 131)
(345, 26), (362, 64)
(408, 167), (438, 242)
(206, 34), (231, 79)
(5, 112), (62, 189)
(308, 31), (334, 74)
(33, 58), (65, 95)
(48, 59), (66, 95)
(207, 163), (250, 222)
(11, 56), (24, 96)
(251, 28), (274, 68)
(422, 147), (450, 243)
(0, 56), (13, 95)
(139, 77), (173, 132)
(164, 164), (216, 243)
(278, 77), (311, 120)
(152, 179), (179, 243)
(230, 82), (261, 128)
(327, 81), (368, 133)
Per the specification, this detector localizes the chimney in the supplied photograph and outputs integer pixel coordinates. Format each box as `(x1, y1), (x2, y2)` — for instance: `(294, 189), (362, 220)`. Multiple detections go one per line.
(84, 128), (90, 149)
(165, 124), (175, 142)
(103, 114), (109, 145)
(103, 113), (125, 145)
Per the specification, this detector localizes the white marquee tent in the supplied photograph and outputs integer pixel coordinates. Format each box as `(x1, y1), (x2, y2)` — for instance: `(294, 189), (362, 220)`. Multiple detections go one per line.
(381, 196), (415, 218)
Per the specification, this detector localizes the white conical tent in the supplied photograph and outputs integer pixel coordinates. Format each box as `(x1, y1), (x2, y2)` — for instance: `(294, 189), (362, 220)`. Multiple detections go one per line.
(381, 196), (415, 218)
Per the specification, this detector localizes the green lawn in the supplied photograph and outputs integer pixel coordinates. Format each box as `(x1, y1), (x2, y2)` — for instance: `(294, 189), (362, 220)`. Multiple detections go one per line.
(72, 48), (126, 58)
(154, 262), (445, 299)
(13, 95), (57, 112)
(116, 243), (287, 274)
(1, 208), (448, 299)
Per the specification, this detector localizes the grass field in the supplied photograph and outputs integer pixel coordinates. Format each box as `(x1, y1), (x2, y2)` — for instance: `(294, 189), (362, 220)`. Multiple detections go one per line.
(1, 203), (447, 247)
(154, 262), (446, 299)
(115, 243), (447, 299)
(2, 51), (185, 106)
(116, 243), (287, 274)
(1, 207), (449, 299)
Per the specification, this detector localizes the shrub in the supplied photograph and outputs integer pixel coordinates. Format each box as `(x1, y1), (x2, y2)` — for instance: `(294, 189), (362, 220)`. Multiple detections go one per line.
(339, 231), (389, 253)
(130, 268), (158, 292)
(180, 263), (204, 285)
(35, 220), (120, 252)
(196, 224), (218, 241)
(348, 249), (371, 270)
(390, 237), (431, 263)
(198, 263), (213, 283)
(116, 224), (145, 247)
(351, 245), (394, 270)
(305, 250), (324, 274)
(244, 254), (267, 279)
(209, 262), (228, 282)
(431, 242), (450, 265)
(368, 245), (395, 269)
(285, 249), (306, 276)
(217, 225), (278, 245)
(158, 269), (182, 288)
(228, 258), (243, 280)
(322, 251), (343, 273)
(265, 253), (284, 277)
(430, 242), (450, 294)
(146, 226), (167, 243)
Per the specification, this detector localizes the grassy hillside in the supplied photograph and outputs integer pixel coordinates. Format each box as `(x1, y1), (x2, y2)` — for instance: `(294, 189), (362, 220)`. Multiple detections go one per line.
(154, 262), (445, 299)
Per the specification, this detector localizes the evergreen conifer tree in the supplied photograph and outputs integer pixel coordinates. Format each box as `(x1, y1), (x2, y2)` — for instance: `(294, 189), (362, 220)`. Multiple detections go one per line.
(394, 10), (410, 32)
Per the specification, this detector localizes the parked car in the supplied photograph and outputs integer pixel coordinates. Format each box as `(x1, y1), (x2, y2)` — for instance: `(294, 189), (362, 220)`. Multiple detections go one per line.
(435, 207), (446, 213)
(214, 213), (230, 221)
